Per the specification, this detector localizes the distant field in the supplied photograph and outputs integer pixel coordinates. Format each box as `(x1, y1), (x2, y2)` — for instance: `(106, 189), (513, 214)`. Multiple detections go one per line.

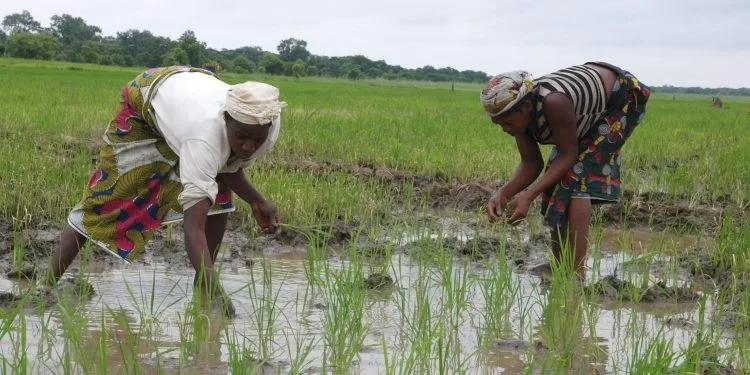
(1, 57), (748, 222)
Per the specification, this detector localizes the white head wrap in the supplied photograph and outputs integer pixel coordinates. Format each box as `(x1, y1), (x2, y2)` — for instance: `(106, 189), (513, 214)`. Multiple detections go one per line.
(224, 81), (287, 125)
(480, 71), (534, 117)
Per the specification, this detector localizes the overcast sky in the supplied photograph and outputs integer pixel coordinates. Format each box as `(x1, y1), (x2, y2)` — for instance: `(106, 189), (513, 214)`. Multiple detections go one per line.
(2, 0), (748, 88)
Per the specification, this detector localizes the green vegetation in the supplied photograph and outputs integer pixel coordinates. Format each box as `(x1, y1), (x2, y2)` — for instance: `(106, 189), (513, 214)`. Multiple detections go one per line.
(0, 59), (749, 373)
(0, 10), (488, 83)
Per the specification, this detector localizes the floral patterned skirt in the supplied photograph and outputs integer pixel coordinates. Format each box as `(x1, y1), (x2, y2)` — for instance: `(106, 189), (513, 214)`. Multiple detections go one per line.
(540, 65), (651, 227)
(68, 66), (234, 262)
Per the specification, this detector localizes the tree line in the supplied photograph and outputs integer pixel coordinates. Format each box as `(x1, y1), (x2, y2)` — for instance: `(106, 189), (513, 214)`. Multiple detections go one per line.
(0, 10), (490, 83)
(653, 85), (750, 97)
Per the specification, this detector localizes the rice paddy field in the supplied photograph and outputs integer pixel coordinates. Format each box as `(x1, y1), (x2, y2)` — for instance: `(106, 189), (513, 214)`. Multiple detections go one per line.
(0, 57), (749, 374)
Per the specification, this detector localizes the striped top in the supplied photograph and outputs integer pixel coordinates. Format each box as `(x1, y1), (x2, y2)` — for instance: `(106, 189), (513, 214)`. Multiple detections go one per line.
(531, 64), (608, 144)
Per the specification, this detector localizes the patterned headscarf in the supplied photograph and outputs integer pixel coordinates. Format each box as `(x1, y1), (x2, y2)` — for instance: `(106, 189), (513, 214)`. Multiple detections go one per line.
(480, 71), (534, 117)
(224, 81), (287, 125)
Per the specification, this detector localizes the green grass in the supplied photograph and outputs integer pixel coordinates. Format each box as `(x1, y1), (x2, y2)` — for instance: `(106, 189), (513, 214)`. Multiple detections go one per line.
(2, 57), (748, 222)
(1, 58), (750, 374)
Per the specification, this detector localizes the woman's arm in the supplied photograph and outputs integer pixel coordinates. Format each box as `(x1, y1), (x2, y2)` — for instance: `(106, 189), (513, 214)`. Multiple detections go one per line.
(525, 93), (579, 199)
(183, 198), (214, 273)
(184, 198), (235, 316)
(505, 93), (579, 223)
(219, 168), (265, 205)
(487, 131), (543, 220)
(218, 169), (280, 234)
(502, 131), (545, 198)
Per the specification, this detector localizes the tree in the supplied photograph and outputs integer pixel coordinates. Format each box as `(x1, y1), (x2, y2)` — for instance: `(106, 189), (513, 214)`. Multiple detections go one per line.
(305, 65), (318, 76)
(277, 38), (310, 62)
(49, 14), (102, 60)
(178, 30), (206, 67)
(6, 32), (60, 59)
(162, 47), (189, 66)
(2, 10), (41, 35)
(0, 30), (6, 56)
(292, 59), (306, 78)
(232, 55), (255, 73)
(347, 66), (362, 81)
(80, 40), (101, 63)
(282, 61), (294, 76)
(258, 52), (284, 74)
(234, 46), (263, 62)
(116, 29), (174, 67)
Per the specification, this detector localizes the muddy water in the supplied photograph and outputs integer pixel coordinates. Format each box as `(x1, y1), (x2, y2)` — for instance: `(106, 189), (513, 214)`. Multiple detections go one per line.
(0, 221), (732, 374)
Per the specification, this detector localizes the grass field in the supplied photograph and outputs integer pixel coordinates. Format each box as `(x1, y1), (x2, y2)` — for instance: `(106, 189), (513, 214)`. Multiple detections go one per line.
(0, 57), (749, 374)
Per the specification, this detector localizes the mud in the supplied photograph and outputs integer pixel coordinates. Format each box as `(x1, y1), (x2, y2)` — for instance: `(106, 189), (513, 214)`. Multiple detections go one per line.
(495, 338), (548, 352)
(680, 354), (740, 375)
(665, 316), (696, 329)
(1, 158), (735, 275)
(0, 218), (10, 258)
(1, 158), (748, 373)
(363, 273), (394, 289)
(56, 135), (104, 166)
(679, 252), (732, 283)
(585, 275), (701, 303)
(6, 261), (38, 279)
(599, 196), (724, 234)
(0, 276), (95, 308)
(275, 158), (735, 232)
(278, 157), (502, 212)
(716, 281), (750, 331)
(0, 220), (118, 277)
(0, 292), (19, 304)
(354, 242), (391, 259)
(396, 235), (515, 261)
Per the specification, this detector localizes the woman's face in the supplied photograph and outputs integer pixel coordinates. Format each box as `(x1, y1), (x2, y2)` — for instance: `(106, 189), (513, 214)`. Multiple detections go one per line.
(490, 101), (532, 137)
(225, 113), (270, 159)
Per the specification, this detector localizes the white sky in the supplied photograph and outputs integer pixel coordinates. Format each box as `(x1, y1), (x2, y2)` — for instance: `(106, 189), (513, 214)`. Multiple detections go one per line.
(2, 0), (749, 88)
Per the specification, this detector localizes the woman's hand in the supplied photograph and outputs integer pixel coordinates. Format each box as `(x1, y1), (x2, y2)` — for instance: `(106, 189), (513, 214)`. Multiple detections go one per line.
(486, 189), (510, 222)
(252, 200), (280, 234)
(506, 190), (534, 225)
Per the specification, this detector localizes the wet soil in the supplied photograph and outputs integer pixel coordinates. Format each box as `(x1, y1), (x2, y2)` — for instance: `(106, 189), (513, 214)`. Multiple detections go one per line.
(394, 233), (548, 267)
(495, 338), (548, 352)
(363, 273), (394, 289)
(276, 158), (736, 233)
(1, 159), (735, 276)
(0, 158), (746, 351)
(715, 280), (750, 331)
(585, 275), (701, 303)
(0, 276), (95, 308)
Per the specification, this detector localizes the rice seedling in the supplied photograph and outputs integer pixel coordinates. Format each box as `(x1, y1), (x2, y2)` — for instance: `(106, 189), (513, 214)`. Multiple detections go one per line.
(1, 59), (749, 373)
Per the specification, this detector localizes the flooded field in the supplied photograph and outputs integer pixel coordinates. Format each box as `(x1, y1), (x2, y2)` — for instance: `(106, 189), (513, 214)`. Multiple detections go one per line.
(1, 198), (745, 374)
(1, 60), (749, 373)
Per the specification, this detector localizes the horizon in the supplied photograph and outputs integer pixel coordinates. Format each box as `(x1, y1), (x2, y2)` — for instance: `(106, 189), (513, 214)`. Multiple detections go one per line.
(2, 1), (749, 89)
